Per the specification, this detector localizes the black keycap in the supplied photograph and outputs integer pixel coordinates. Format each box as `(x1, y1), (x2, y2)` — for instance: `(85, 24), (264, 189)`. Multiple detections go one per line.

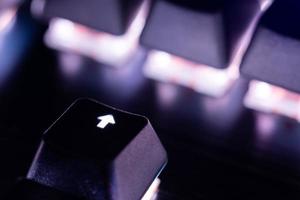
(140, 0), (263, 68)
(241, 0), (300, 93)
(31, 0), (144, 35)
(3, 179), (85, 200)
(27, 99), (167, 200)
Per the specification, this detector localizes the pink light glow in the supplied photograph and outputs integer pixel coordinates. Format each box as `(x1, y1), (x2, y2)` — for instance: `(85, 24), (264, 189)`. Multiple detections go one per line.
(244, 80), (300, 122)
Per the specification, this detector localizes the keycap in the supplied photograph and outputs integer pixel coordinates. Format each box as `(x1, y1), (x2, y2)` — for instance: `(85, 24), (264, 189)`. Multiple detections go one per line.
(3, 179), (85, 200)
(140, 0), (264, 69)
(27, 99), (167, 200)
(33, 0), (148, 68)
(31, 0), (145, 35)
(241, 0), (300, 93)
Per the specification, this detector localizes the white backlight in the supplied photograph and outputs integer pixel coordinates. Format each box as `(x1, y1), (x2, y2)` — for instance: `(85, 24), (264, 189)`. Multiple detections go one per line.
(143, 50), (239, 97)
(44, 2), (147, 67)
(245, 80), (300, 122)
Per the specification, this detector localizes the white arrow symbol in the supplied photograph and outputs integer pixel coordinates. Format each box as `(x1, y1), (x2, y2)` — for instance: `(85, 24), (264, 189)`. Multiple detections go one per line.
(97, 115), (115, 129)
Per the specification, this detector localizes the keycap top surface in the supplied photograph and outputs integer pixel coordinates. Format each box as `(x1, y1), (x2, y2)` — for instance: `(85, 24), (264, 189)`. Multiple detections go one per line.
(141, 0), (262, 68)
(43, 99), (148, 160)
(33, 0), (143, 35)
(241, 0), (300, 92)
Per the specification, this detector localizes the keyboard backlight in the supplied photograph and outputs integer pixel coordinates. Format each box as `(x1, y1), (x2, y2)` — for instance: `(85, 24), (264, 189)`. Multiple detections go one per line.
(44, 2), (147, 68)
(143, 50), (239, 97)
(141, 178), (160, 200)
(244, 81), (300, 122)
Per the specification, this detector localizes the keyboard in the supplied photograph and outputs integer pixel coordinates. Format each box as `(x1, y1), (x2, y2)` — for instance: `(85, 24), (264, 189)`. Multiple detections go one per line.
(1, 0), (300, 199)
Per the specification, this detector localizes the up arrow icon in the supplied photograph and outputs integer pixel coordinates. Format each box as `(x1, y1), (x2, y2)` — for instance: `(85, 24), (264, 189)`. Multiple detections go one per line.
(97, 115), (116, 129)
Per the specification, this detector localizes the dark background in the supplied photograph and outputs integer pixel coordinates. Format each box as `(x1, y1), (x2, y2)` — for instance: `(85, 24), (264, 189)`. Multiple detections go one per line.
(1, 2), (300, 200)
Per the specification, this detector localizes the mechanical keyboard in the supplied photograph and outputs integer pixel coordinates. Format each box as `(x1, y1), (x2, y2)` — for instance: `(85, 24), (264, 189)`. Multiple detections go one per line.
(1, 0), (300, 199)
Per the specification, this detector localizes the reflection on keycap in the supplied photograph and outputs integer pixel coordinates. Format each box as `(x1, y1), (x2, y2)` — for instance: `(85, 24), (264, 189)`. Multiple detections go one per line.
(144, 50), (239, 97)
(244, 81), (300, 122)
(141, 178), (160, 200)
(44, 2), (147, 68)
(258, 0), (274, 11)
(255, 113), (277, 143)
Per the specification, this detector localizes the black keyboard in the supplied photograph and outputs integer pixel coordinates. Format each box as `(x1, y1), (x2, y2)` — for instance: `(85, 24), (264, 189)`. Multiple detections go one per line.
(2, 0), (300, 199)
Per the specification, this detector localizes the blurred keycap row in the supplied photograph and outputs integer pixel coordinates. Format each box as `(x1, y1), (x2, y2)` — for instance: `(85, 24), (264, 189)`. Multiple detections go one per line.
(1, 0), (300, 122)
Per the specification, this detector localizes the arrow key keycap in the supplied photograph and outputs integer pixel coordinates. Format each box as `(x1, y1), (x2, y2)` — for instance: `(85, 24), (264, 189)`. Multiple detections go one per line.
(27, 98), (167, 200)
